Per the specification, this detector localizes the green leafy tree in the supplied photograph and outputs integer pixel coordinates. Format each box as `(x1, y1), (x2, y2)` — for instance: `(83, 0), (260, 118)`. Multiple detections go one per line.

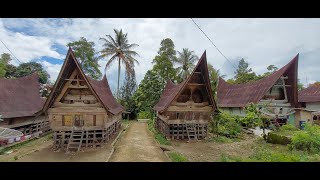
(175, 48), (198, 80)
(0, 53), (11, 64)
(119, 71), (138, 119)
(5, 64), (16, 78)
(15, 62), (50, 84)
(134, 38), (179, 118)
(0, 53), (12, 78)
(134, 70), (163, 117)
(229, 58), (257, 84)
(99, 29), (139, 99)
(256, 64), (279, 80)
(0, 63), (5, 77)
(67, 37), (102, 80)
(208, 63), (225, 99)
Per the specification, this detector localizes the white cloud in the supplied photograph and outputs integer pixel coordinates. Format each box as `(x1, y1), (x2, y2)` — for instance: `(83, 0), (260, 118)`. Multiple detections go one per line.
(0, 18), (320, 90)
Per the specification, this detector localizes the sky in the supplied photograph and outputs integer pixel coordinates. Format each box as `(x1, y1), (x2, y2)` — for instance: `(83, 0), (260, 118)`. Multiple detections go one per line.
(0, 18), (319, 91)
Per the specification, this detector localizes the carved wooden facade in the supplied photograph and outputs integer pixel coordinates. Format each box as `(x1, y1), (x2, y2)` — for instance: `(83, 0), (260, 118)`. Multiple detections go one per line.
(42, 48), (124, 151)
(154, 51), (218, 140)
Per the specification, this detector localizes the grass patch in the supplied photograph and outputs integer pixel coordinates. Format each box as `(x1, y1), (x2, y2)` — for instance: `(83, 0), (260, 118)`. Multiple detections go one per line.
(220, 138), (320, 162)
(168, 152), (188, 162)
(147, 118), (171, 145)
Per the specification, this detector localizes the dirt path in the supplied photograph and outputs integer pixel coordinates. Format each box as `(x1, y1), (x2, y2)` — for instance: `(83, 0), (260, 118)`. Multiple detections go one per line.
(109, 121), (169, 162)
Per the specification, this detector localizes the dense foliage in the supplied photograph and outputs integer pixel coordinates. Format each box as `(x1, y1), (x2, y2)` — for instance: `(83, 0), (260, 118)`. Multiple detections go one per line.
(67, 37), (102, 80)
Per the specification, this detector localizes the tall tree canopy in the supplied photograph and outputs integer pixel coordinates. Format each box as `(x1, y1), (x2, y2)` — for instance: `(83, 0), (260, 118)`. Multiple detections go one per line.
(15, 62), (50, 84)
(67, 37), (102, 80)
(175, 48), (198, 80)
(0, 53), (12, 77)
(119, 71), (138, 119)
(152, 38), (178, 84)
(99, 29), (139, 99)
(228, 58), (257, 84)
(134, 38), (179, 115)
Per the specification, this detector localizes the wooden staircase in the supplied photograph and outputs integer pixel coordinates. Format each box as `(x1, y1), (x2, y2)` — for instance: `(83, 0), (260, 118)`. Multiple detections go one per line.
(66, 128), (84, 153)
(186, 122), (198, 142)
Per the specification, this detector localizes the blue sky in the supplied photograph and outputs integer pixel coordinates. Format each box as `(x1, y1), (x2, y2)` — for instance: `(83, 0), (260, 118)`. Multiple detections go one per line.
(0, 18), (320, 91)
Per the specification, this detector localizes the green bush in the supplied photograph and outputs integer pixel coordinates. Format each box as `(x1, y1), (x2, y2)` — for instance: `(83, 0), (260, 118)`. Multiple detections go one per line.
(213, 111), (242, 138)
(147, 118), (170, 145)
(289, 123), (320, 153)
(266, 132), (292, 145)
(280, 124), (299, 131)
(251, 149), (306, 162)
(138, 111), (152, 119)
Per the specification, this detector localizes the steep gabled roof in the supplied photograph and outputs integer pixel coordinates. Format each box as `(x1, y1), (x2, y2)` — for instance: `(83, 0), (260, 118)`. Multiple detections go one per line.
(217, 54), (299, 108)
(0, 73), (45, 118)
(154, 51), (217, 113)
(299, 84), (320, 103)
(42, 48), (124, 115)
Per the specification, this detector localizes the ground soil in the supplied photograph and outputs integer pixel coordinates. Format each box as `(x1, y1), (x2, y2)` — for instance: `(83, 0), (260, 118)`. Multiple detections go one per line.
(109, 121), (169, 162)
(169, 134), (259, 162)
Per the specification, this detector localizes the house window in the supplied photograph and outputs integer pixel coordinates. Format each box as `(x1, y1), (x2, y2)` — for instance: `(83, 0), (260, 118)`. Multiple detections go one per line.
(62, 115), (72, 126)
(176, 113), (180, 119)
(93, 115), (96, 126)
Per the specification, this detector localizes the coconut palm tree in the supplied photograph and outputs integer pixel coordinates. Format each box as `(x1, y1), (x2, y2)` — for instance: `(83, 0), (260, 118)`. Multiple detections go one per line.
(175, 48), (198, 80)
(99, 29), (139, 99)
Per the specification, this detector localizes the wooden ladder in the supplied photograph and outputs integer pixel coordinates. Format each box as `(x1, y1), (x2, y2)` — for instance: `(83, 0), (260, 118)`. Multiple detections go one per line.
(186, 122), (198, 142)
(66, 128), (84, 153)
(185, 112), (198, 142)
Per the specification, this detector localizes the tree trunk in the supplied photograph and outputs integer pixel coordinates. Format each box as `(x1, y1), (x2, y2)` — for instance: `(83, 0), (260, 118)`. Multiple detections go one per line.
(117, 57), (121, 100)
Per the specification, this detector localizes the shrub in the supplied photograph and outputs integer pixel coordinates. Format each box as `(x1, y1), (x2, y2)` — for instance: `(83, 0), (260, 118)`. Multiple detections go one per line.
(289, 123), (320, 154)
(266, 132), (292, 145)
(138, 111), (152, 119)
(168, 152), (188, 162)
(280, 124), (299, 131)
(213, 111), (242, 138)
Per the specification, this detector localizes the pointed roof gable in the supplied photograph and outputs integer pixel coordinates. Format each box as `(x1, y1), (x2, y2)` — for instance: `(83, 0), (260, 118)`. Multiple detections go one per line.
(217, 54), (299, 108)
(42, 48), (124, 115)
(0, 72), (45, 118)
(154, 51), (217, 113)
(299, 84), (320, 103)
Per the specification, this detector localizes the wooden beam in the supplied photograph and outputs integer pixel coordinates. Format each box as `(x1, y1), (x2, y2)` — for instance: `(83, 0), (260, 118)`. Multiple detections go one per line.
(65, 79), (85, 81)
(68, 85), (88, 89)
(54, 70), (78, 104)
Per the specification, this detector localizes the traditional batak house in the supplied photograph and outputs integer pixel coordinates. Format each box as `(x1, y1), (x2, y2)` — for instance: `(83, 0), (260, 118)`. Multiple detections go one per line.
(297, 84), (320, 127)
(42, 48), (124, 152)
(0, 73), (49, 138)
(154, 51), (218, 141)
(217, 54), (299, 127)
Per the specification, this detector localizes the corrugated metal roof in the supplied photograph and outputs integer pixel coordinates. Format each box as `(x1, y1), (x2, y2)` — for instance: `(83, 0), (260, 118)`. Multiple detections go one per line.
(42, 48), (124, 115)
(217, 54), (299, 108)
(154, 51), (217, 113)
(0, 73), (45, 118)
(299, 84), (320, 103)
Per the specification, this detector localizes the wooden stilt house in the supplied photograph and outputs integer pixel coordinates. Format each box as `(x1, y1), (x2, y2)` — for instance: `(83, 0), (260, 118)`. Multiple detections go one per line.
(42, 48), (124, 152)
(154, 51), (218, 141)
(217, 54), (299, 127)
(0, 73), (49, 138)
